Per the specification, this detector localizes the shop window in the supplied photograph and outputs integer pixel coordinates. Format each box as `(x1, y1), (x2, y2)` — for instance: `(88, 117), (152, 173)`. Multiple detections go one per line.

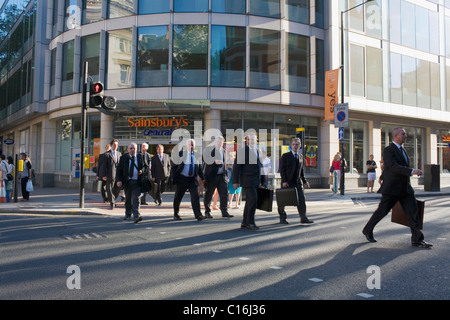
(343, 121), (367, 174)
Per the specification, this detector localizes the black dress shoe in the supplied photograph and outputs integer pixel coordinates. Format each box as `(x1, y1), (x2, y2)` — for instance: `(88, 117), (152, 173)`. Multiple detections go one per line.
(222, 213), (234, 218)
(241, 223), (259, 230)
(280, 218), (289, 224)
(174, 214), (182, 221)
(205, 212), (213, 219)
(134, 216), (142, 223)
(123, 215), (131, 221)
(300, 219), (314, 224)
(141, 202), (148, 205)
(412, 240), (433, 248)
(362, 230), (377, 243)
(196, 215), (206, 221)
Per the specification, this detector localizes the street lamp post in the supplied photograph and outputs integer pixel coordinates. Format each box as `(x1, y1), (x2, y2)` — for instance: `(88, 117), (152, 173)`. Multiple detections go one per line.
(340, 0), (374, 195)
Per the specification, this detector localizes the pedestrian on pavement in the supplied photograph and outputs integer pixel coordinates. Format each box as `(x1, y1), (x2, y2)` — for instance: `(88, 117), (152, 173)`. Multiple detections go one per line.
(203, 136), (233, 219)
(116, 142), (147, 223)
(100, 139), (122, 209)
(96, 144), (110, 203)
(151, 144), (171, 206)
(362, 127), (432, 248)
(232, 132), (264, 230)
(6, 156), (14, 200)
(227, 151), (242, 209)
(139, 142), (152, 205)
(366, 154), (377, 193)
(19, 153), (33, 202)
(278, 137), (313, 224)
(172, 138), (206, 221)
(0, 155), (10, 202)
(330, 152), (341, 193)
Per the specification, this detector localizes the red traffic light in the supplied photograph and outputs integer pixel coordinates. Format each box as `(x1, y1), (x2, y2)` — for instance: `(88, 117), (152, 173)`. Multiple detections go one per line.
(92, 82), (103, 94)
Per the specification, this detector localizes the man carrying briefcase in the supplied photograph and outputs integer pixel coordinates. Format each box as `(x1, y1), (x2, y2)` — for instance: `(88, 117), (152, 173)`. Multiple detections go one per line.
(278, 137), (313, 224)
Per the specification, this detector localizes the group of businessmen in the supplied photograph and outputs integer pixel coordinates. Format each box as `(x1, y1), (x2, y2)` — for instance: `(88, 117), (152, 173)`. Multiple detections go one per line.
(95, 127), (433, 248)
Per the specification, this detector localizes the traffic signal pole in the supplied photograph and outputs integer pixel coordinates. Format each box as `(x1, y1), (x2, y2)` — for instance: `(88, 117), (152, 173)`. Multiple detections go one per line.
(79, 61), (88, 208)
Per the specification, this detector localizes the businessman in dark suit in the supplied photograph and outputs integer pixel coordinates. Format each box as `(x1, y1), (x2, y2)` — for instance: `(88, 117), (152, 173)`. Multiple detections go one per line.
(203, 136), (233, 219)
(151, 144), (171, 206)
(362, 127), (432, 248)
(172, 139), (206, 221)
(100, 139), (122, 209)
(116, 143), (147, 223)
(278, 137), (313, 224)
(232, 133), (264, 230)
(96, 144), (110, 203)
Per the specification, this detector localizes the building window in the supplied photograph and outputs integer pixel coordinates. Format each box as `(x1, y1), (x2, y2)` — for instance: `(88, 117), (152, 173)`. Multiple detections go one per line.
(366, 46), (382, 101)
(349, 44), (365, 97)
(249, 0), (280, 18)
(139, 0), (170, 14)
(174, 0), (208, 13)
(109, 0), (135, 18)
(64, 0), (80, 31)
(390, 52), (402, 104)
(437, 130), (450, 173)
(108, 28), (132, 89)
(211, 25), (246, 87)
(50, 48), (57, 99)
(285, 0), (309, 25)
(211, 0), (246, 14)
(249, 28), (280, 90)
(62, 40), (74, 96)
(83, 0), (102, 24)
(81, 33), (100, 84)
(286, 32), (309, 93)
(172, 25), (208, 86)
(402, 55), (417, 107)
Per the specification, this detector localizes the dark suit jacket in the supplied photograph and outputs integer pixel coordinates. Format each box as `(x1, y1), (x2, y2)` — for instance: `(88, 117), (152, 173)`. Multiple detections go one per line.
(279, 151), (308, 187)
(96, 152), (106, 178)
(232, 145), (263, 188)
(151, 153), (171, 182)
(173, 150), (205, 185)
(204, 148), (227, 182)
(379, 143), (414, 196)
(116, 153), (147, 187)
(100, 149), (122, 181)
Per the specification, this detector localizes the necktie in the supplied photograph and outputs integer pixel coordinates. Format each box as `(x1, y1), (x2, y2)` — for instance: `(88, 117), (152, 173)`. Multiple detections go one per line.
(399, 146), (409, 165)
(129, 155), (135, 178)
(294, 153), (298, 160)
(189, 153), (194, 176)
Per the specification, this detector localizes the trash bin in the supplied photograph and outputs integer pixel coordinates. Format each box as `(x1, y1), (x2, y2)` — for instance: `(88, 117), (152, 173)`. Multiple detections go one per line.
(424, 164), (440, 191)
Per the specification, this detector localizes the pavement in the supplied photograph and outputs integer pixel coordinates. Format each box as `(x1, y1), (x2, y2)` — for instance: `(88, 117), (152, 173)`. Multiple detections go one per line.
(1, 183), (449, 217)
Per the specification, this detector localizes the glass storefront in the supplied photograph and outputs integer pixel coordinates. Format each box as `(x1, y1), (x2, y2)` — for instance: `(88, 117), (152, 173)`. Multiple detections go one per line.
(343, 121), (367, 174)
(437, 129), (450, 173)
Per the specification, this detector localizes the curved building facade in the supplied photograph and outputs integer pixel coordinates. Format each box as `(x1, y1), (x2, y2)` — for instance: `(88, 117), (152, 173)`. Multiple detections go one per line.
(1, 0), (450, 188)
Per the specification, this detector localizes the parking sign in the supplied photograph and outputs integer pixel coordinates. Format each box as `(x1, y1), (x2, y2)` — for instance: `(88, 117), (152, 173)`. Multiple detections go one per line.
(334, 103), (348, 128)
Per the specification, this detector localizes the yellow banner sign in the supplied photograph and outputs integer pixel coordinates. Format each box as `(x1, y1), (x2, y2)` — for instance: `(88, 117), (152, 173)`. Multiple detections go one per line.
(324, 69), (340, 121)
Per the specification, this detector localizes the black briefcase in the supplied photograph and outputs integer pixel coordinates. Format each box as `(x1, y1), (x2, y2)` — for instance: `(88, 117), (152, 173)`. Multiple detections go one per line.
(276, 187), (299, 207)
(256, 188), (273, 212)
(391, 200), (424, 230)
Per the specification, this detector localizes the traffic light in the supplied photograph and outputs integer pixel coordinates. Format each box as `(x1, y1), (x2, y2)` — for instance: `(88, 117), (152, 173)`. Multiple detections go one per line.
(89, 82), (104, 108)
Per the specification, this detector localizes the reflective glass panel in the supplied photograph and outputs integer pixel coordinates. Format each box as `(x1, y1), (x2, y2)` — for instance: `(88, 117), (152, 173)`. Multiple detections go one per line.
(211, 25), (246, 87)
(285, 0), (309, 24)
(286, 32), (309, 93)
(62, 40), (74, 96)
(137, 26), (169, 87)
(108, 29), (133, 89)
(139, 0), (170, 14)
(211, 0), (246, 14)
(172, 25), (208, 86)
(109, 0), (135, 18)
(249, 0), (280, 18)
(174, 0), (208, 12)
(249, 28), (280, 90)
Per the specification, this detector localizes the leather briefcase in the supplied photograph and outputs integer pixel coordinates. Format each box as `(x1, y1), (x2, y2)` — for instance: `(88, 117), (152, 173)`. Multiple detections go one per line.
(391, 200), (424, 230)
(256, 187), (273, 212)
(276, 187), (299, 207)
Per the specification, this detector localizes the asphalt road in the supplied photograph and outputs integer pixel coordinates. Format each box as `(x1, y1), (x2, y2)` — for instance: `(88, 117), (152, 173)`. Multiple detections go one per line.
(1, 197), (449, 304)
